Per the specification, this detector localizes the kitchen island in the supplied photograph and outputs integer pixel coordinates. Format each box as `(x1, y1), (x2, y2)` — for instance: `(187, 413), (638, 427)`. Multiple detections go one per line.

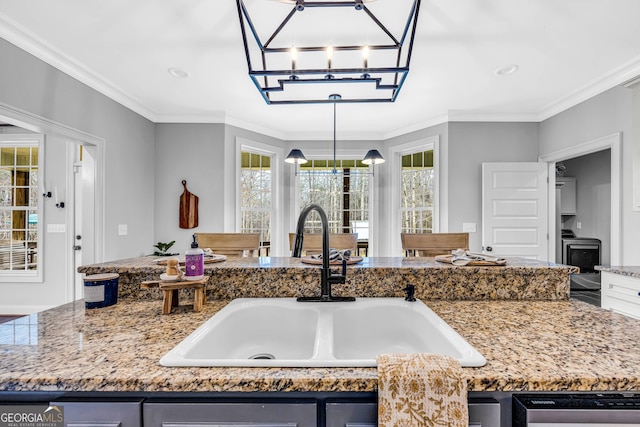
(1, 256), (639, 393)
(3, 257), (640, 427)
(1, 297), (640, 393)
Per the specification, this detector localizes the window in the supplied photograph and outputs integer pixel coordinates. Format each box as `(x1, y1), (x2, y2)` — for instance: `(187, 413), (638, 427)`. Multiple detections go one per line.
(298, 159), (370, 240)
(400, 149), (434, 233)
(240, 151), (271, 251)
(0, 141), (40, 276)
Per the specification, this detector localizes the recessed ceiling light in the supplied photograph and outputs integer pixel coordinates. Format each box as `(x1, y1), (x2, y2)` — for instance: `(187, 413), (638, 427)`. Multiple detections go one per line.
(168, 67), (190, 78)
(495, 64), (519, 76)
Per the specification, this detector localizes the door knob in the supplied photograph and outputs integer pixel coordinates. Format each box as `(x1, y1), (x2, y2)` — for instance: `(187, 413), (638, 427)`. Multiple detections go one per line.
(486, 246), (493, 252)
(73, 245), (82, 251)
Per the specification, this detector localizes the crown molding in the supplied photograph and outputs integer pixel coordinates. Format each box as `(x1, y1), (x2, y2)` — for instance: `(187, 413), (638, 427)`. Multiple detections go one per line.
(154, 112), (227, 124)
(538, 53), (640, 121)
(447, 111), (540, 123)
(0, 12), (158, 122)
(2, 11), (639, 137)
(381, 115), (448, 140)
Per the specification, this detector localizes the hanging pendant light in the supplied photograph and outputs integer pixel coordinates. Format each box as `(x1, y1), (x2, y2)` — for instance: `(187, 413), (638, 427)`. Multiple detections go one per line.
(285, 149), (308, 164)
(362, 149), (385, 165)
(285, 94), (384, 174)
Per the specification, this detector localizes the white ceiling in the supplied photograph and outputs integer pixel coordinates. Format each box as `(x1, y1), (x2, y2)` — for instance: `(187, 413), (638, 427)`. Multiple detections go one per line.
(1, 0), (640, 140)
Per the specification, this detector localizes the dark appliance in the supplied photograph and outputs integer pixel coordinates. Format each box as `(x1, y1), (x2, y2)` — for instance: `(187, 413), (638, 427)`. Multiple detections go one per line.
(513, 393), (640, 425)
(561, 229), (601, 291)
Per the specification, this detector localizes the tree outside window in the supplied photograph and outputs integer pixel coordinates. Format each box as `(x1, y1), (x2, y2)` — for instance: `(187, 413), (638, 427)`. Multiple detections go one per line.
(240, 151), (271, 248)
(400, 150), (434, 234)
(298, 159), (370, 242)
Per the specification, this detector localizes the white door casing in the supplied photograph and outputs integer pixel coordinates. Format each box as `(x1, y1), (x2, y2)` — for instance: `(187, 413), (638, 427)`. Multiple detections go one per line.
(482, 162), (549, 260)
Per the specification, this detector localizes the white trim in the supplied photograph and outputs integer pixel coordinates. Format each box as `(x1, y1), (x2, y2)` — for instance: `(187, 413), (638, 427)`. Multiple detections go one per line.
(0, 304), (53, 315)
(235, 137), (286, 256)
(539, 132), (621, 266)
(65, 141), (75, 302)
(154, 112), (227, 124)
(539, 55), (640, 121)
(383, 115), (449, 140)
(447, 111), (540, 123)
(387, 135), (440, 256)
(0, 13), (157, 122)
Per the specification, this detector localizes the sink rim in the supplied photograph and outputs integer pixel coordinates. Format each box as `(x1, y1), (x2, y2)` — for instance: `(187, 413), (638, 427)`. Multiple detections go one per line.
(160, 297), (487, 368)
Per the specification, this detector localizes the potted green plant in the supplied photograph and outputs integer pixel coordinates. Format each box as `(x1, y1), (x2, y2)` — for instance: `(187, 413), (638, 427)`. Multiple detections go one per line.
(153, 241), (178, 256)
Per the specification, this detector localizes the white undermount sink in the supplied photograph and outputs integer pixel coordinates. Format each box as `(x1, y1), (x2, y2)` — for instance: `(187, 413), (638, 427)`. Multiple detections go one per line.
(160, 298), (486, 368)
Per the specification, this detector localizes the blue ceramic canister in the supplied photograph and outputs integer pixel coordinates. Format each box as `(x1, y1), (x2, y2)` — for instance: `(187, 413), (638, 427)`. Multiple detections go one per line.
(83, 273), (119, 309)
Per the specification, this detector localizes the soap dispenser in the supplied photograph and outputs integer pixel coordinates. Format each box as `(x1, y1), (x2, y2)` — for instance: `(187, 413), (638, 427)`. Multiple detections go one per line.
(184, 234), (204, 281)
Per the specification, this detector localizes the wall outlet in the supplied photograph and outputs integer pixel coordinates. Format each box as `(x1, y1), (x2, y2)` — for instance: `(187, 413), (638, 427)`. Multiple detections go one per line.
(118, 224), (128, 236)
(576, 222), (582, 229)
(47, 224), (66, 233)
(462, 222), (477, 233)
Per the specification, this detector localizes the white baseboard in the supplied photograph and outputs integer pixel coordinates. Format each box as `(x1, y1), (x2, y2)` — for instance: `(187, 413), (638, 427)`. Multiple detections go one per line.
(0, 304), (53, 315)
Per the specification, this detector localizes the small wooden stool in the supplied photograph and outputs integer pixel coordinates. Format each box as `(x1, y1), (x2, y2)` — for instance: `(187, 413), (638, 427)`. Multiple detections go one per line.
(141, 277), (209, 314)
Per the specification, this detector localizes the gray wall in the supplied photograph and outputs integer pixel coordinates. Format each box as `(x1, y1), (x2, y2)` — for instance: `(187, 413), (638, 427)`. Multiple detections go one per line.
(154, 123), (225, 253)
(561, 150), (612, 265)
(0, 38), (155, 312)
(540, 86), (639, 265)
(447, 122), (540, 251)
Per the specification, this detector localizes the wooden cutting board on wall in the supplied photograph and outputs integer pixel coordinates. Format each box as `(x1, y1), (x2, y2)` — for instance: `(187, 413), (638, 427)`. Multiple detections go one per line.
(179, 180), (199, 229)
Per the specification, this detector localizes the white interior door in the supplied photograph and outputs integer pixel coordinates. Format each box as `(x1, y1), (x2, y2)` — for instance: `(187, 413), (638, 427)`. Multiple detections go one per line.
(482, 162), (548, 260)
(69, 143), (96, 301)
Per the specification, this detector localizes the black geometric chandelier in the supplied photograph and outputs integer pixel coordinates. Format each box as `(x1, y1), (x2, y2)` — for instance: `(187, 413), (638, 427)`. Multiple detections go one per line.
(235, 0), (421, 105)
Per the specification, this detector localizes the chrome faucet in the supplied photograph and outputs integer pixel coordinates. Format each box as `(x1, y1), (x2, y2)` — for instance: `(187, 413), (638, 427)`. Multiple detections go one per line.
(292, 204), (355, 302)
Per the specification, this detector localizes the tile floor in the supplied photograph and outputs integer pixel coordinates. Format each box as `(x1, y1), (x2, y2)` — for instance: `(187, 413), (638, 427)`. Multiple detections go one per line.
(570, 290), (601, 307)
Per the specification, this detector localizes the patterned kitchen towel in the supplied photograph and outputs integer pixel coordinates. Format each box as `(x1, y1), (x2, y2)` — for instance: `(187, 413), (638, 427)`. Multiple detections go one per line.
(377, 353), (468, 427)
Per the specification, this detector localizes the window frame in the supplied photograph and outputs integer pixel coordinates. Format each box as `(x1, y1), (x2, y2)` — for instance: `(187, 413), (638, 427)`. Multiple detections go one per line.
(388, 136), (440, 256)
(0, 134), (44, 282)
(235, 138), (284, 255)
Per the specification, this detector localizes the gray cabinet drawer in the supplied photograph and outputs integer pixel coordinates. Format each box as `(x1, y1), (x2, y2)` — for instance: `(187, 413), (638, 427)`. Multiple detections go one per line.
(143, 402), (316, 427)
(325, 399), (500, 427)
(51, 398), (144, 427)
(325, 402), (376, 427)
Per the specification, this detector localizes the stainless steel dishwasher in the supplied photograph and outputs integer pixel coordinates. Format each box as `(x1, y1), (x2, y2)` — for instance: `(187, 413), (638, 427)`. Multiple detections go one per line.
(513, 393), (640, 426)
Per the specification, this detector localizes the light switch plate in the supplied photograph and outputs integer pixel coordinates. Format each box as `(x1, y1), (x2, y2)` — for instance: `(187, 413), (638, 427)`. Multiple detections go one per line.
(462, 222), (477, 233)
(47, 224), (66, 233)
(118, 224), (128, 236)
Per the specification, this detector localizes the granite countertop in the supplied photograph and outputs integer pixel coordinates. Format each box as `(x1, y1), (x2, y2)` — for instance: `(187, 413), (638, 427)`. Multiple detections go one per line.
(78, 256), (577, 301)
(596, 265), (640, 278)
(2, 298), (640, 393)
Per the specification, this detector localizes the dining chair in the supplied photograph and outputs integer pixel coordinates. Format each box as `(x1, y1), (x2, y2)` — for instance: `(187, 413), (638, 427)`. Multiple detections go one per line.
(288, 233), (358, 256)
(195, 233), (260, 257)
(401, 232), (469, 257)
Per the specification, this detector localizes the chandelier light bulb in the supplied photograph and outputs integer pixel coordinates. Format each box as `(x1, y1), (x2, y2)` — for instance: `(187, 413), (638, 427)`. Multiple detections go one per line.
(362, 45), (370, 69)
(290, 46), (298, 70)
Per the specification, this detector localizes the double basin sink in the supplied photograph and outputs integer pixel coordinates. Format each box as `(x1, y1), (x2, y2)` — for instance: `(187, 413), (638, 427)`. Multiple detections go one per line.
(160, 297), (486, 368)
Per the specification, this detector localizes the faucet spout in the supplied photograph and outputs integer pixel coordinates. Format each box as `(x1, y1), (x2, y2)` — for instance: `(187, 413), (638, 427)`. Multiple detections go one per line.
(293, 204), (355, 302)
